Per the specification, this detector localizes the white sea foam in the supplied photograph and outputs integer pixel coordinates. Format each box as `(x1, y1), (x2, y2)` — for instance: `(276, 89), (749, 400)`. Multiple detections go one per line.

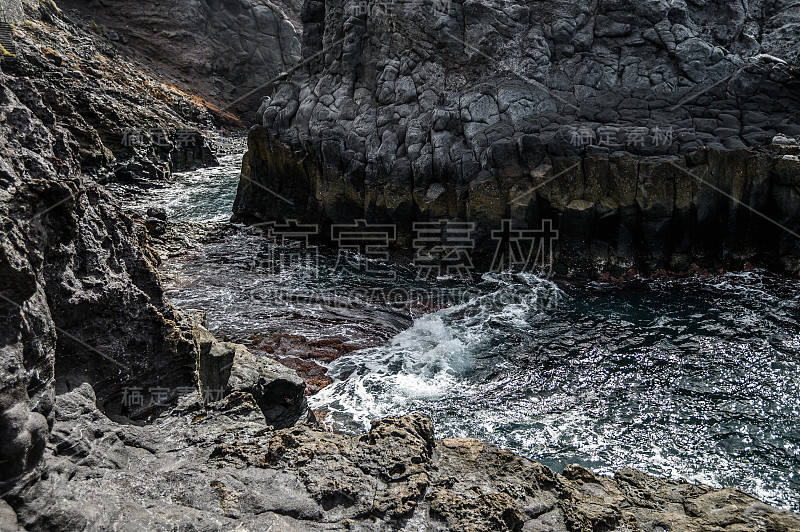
(310, 273), (563, 430)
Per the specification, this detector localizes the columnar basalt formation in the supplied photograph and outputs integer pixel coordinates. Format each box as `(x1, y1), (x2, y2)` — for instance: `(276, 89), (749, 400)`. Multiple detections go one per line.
(236, 0), (800, 276)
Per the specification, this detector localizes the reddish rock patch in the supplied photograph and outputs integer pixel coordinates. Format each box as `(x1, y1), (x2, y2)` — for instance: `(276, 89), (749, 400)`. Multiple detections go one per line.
(247, 333), (361, 395)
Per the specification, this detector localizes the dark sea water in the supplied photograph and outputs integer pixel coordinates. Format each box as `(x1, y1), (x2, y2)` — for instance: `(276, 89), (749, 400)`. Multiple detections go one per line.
(121, 153), (800, 512)
(109, 153), (242, 223)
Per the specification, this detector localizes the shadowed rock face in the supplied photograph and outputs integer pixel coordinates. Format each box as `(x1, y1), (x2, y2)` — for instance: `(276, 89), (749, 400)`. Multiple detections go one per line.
(3, 0), (222, 180)
(60, 0), (303, 119)
(0, 68), (202, 495)
(0, 0), (221, 496)
(0, 0), (313, 509)
(0, 36), (311, 505)
(0, 1), (314, 502)
(197, 330), (312, 428)
(236, 0), (800, 276)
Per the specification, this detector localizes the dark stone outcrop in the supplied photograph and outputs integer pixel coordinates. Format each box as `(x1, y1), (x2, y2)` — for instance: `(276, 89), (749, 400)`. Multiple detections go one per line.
(2, 0), (799, 528)
(0, 0), (312, 500)
(1, 0), (263, 499)
(196, 324), (312, 428)
(2, 0), (220, 183)
(60, 0), (303, 118)
(0, 46), (201, 498)
(235, 0), (800, 276)
(0, 69), (312, 518)
(7, 386), (799, 530)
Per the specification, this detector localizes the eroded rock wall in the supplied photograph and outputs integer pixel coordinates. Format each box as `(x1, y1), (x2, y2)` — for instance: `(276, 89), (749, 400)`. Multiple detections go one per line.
(0, 0), (217, 496)
(0, 0), (316, 506)
(0, 70), (202, 497)
(237, 0), (800, 276)
(60, 0), (303, 119)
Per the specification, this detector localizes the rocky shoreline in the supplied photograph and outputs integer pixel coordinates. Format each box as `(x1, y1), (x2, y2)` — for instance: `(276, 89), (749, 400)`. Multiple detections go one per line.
(2, 0), (800, 530)
(6, 376), (800, 531)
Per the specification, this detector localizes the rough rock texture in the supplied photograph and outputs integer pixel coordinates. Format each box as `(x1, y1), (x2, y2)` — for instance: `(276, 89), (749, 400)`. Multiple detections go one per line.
(236, 0), (800, 276)
(0, 0), (24, 23)
(0, 0), (253, 499)
(0, 68), (312, 512)
(2, 0), (800, 528)
(7, 385), (799, 531)
(0, 57), (203, 497)
(0, 40), (312, 499)
(60, 0), (303, 119)
(196, 327), (312, 428)
(2, 0), (223, 183)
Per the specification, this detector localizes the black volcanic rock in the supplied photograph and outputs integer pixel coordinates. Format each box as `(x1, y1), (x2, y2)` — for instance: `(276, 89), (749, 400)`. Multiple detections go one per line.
(1, 0), (225, 497)
(8, 387), (799, 531)
(196, 329), (312, 428)
(0, 54), (201, 495)
(1, 0), (222, 181)
(60, 0), (303, 119)
(236, 0), (800, 276)
(1, 0), (800, 528)
(0, 1), (315, 513)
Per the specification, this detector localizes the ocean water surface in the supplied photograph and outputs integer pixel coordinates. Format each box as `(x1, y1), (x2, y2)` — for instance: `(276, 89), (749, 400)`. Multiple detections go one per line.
(121, 151), (800, 512)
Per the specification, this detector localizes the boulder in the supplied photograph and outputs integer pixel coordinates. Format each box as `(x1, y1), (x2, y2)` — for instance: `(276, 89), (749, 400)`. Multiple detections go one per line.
(227, 344), (311, 429)
(196, 327), (311, 428)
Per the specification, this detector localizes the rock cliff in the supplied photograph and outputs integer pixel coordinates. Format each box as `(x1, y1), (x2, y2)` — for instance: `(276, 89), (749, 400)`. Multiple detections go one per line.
(2, 0), (800, 529)
(0, 58), (312, 522)
(1, 0), (225, 180)
(60, 0), (303, 119)
(236, 0), (800, 276)
(0, 0), (252, 499)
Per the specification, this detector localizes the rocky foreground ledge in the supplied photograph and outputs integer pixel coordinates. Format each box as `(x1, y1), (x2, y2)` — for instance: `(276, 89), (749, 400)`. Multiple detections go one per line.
(5, 376), (800, 532)
(6, 308), (800, 531)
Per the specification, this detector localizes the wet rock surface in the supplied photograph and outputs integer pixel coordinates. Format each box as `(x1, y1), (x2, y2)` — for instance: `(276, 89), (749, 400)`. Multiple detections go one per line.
(237, 0), (800, 277)
(215, 337), (313, 428)
(248, 332), (362, 394)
